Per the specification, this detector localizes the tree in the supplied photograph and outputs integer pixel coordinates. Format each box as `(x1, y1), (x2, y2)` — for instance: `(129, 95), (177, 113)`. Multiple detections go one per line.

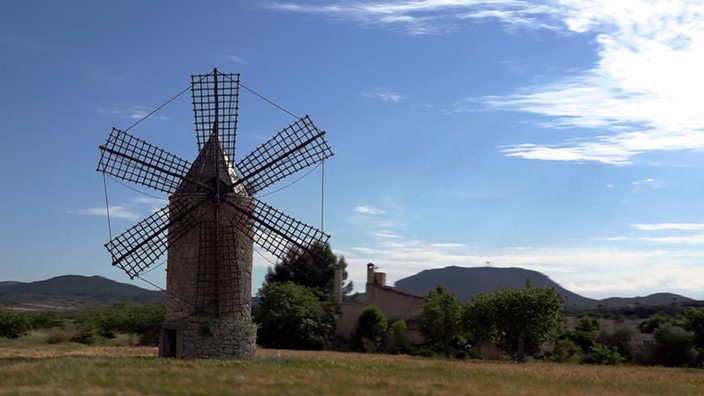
(638, 313), (672, 333)
(654, 323), (697, 367)
(255, 281), (334, 350)
(417, 286), (463, 358)
(465, 284), (564, 363)
(0, 308), (31, 339)
(264, 242), (353, 301)
(683, 308), (704, 367)
(575, 316), (599, 333)
(581, 344), (625, 365)
(389, 320), (408, 351)
(597, 327), (636, 362)
(352, 305), (387, 352)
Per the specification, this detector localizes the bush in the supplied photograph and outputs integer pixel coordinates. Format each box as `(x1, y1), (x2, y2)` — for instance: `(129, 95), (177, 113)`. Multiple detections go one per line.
(551, 338), (582, 363)
(46, 327), (72, 344)
(0, 309), (32, 339)
(654, 324), (697, 367)
(582, 344), (624, 365)
(29, 311), (66, 330)
(256, 281), (333, 350)
(597, 327), (636, 362)
(389, 320), (408, 352)
(352, 306), (387, 352)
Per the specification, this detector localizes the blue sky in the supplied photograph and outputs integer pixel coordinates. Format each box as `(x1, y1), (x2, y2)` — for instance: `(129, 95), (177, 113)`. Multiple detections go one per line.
(3, 1), (704, 300)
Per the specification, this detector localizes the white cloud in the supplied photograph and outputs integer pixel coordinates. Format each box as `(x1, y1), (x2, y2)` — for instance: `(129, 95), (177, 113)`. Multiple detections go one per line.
(267, 1), (565, 35)
(227, 54), (248, 64)
(353, 205), (388, 215)
(273, 1), (704, 164)
(66, 206), (140, 221)
(491, 1), (704, 164)
(98, 107), (169, 122)
(340, 235), (704, 299)
(361, 88), (406, 102)
(67, 197), (166, 221)
(632, 223), (704, 231)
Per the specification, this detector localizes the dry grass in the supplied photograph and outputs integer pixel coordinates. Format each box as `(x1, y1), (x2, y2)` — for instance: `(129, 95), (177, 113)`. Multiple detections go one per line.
(1, 345), (703, 395)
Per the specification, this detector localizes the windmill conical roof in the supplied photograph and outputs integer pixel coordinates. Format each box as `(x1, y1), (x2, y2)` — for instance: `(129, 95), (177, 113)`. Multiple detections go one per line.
(176, 133), (243, 194)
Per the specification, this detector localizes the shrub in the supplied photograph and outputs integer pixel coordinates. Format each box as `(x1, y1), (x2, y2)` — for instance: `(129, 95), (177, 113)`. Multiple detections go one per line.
(352, 306), (387, 352)
(46, 327), (72, 344)
(552, 338), (582, 363)
(0, 309), (32, 339)
(582, 344), (624, 365)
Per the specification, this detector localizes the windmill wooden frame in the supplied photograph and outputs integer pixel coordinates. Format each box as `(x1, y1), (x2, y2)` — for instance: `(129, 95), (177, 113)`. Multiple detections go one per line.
(97, 69), (333, 359)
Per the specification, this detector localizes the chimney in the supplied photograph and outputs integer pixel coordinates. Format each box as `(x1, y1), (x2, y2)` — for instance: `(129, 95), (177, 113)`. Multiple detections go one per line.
(367, 263), (375, 285)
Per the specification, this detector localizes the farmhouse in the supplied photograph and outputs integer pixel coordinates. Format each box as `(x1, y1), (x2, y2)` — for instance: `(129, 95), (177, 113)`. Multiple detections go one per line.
(334, 263), (424, 344)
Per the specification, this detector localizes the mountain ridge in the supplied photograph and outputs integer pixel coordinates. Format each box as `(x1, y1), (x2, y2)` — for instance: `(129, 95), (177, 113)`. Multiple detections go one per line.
(0, 274), (164, 310)
(1, 268), (698, 311)
(391, 266), (696, 310)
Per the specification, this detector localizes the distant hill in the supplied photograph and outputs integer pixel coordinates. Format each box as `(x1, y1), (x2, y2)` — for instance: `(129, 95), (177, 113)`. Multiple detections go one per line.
(0, 275), (164, 311)
(391, 266), (698, 310)
(600, 293), (694, 307)
(393, 266), (600, 309)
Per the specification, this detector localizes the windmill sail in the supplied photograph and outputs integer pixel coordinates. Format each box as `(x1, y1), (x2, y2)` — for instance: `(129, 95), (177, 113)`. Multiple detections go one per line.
(236, 115), (333, 195)
(97, 128), (195, 194)
(104, 198), (206, 278)
(225, 197), (330, 260)
(191, 70), (239, 163)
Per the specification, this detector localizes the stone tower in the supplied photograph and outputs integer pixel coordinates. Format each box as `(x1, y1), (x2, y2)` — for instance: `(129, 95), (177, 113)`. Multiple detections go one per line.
(158, 134), (257, 359)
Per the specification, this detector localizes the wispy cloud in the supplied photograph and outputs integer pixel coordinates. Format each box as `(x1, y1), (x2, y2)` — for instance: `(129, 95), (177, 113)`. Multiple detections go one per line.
(353, 205), (388, 215)
(67, 197), (167, 221)
(227, 54), (248, 64)
(66, 206), (140, 221)
(490, 1), (704, 164)
(271, 1), (704, 165)
(97, 107), (169, 122)
(340, 233), (704, 299)
(267, 1), (565, 35)
(340, 199), (704, 298)
(361, 88), (406, 103)
(632, 223), (704, 231)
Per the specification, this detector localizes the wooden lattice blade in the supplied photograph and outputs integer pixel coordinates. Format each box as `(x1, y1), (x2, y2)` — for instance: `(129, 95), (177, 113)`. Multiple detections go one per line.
(97, 128), (195, 194)
(192, 70), (239, 164)
(225, 197), (330, 261)
(236, 115), (333, 195)
(104, 198), (204, 279)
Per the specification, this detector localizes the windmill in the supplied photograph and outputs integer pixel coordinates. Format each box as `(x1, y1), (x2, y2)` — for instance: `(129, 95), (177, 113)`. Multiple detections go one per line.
(97, 69), (333, 359)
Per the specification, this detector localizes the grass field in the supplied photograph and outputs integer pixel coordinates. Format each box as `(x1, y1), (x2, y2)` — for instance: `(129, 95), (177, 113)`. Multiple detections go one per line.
(1, 343), (703, 395)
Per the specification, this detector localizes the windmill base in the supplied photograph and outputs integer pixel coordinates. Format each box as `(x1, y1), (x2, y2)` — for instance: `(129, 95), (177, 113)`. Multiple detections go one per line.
(158, 317), (257, 360)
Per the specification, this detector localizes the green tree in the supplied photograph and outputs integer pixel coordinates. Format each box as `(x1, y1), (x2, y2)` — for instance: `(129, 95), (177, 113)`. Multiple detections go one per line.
(28, 311), (66, 330)
(352, 305), (387, 352)
(465, 284), (564, 363)
(575, 316), (599, 333)
(638, 313), (672, 333)
(255, 281), (333, 350)
(114, 302), (165, 345)
(597, 327), (636, 362)
(551, 338), (581, 363)
(683, 308), (704, 367)
(0, 308), (31, 339)
(389, 320), (408, 350)
(654, 323), (697, 367)
(417, 286), (463, 358)
(582, 344), (625, 365)
(559, 316), (600, 355)
(264, 242), (353, 301)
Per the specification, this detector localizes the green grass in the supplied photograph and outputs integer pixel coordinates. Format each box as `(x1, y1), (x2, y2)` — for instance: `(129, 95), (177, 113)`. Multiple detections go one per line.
(1, 345), (703, 395)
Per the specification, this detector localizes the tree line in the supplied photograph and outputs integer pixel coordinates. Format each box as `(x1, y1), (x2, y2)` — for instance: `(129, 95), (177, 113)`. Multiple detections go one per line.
(4, 243), (704, 368)
(255, 244), (704, 367)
